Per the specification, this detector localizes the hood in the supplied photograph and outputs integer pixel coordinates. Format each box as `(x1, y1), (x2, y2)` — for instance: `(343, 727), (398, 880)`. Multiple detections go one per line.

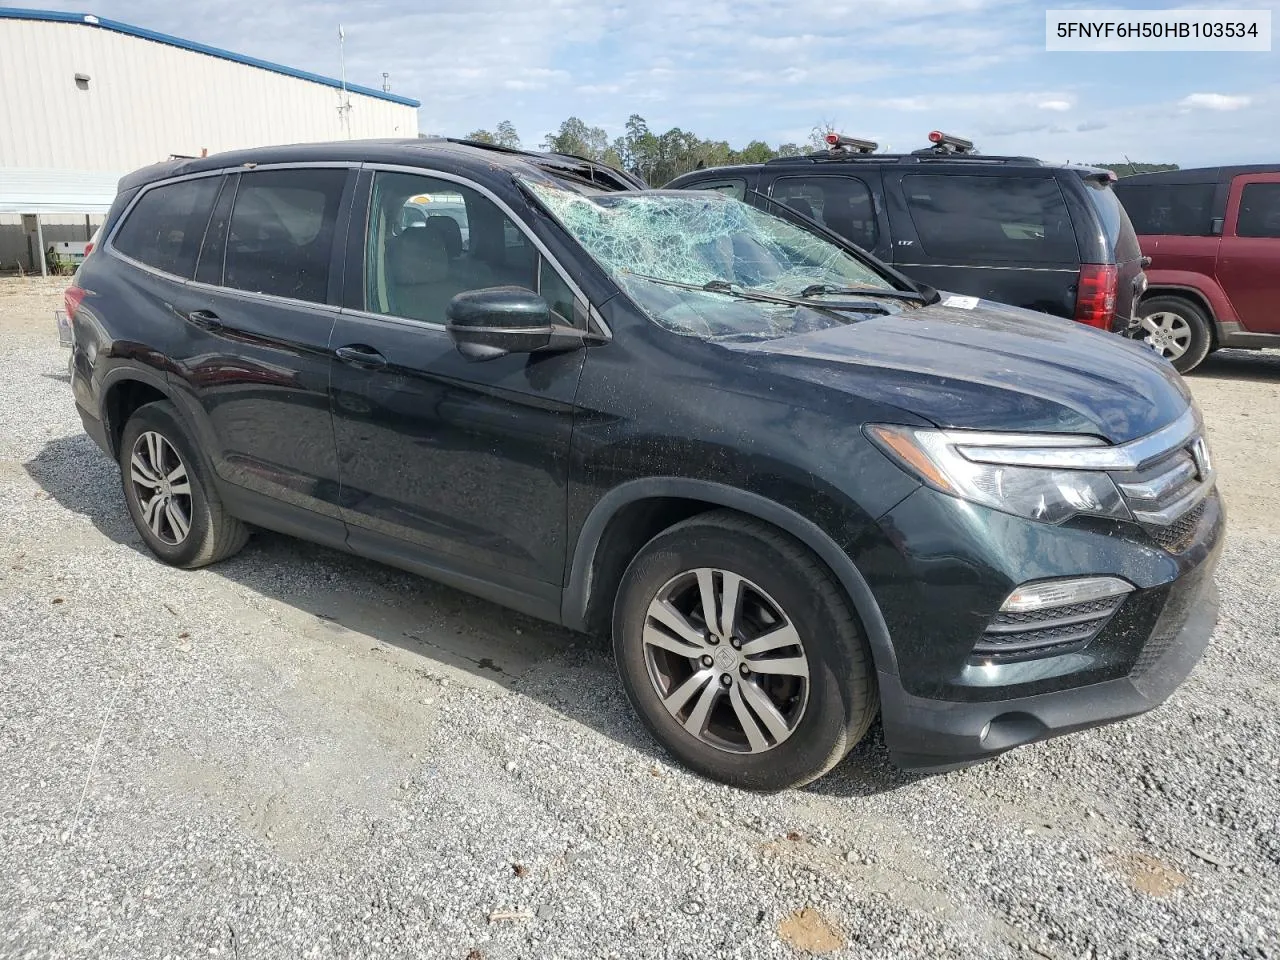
(731, 297), (1192, 444)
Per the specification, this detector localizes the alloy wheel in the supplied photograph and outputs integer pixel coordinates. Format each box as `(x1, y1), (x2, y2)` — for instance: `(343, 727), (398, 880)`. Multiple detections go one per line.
(1140, 311), (1192, 360)
(641, 568), (810, 754)
(129, 431), (193, 545)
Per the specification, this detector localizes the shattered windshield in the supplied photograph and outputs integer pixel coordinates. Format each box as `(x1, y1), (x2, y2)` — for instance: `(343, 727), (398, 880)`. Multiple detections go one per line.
(524, 180), (901, 341)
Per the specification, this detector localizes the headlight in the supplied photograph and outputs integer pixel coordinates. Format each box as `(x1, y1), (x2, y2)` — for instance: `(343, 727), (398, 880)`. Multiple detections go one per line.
(867, 424), (1131, 525)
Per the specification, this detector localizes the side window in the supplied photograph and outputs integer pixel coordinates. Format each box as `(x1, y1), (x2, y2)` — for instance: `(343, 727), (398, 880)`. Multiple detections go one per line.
(1114, 182), (1217, 236)
(223, 169), (347, 303)
(194, 174), (237, 285)
(695, 178), (747, 201)
(539, 258), (576, 324)
(112, 177), (221, 278)
(1237, 182), (1280, 238)
(902, 175), (1078, 263)
(773, 176), (878, 249)
(365, 171), (536, 324)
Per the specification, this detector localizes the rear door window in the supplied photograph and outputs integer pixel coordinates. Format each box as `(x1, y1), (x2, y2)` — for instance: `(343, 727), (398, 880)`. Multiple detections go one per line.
(902, 175), (1078, 263)
(223, 169), (348, 303)
(1113, 181), (1217, 236)
(112, 176), (221, 278)
(1237, 182), (1280, 238)
(772, 175), (879, 249)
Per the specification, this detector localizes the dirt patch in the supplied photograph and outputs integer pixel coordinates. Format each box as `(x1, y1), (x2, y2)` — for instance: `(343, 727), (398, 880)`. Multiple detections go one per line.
(1112, 852), (1188, 898)
(778, 907), (845, 954)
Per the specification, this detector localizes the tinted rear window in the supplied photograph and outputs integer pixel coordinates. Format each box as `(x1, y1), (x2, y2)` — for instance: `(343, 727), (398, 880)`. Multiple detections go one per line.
(223, 169), (348, 303)
(1112, 181), (1217, 237)
(112, 176), (221, 278)
(1081, 178), (1142, 261)
(902, 175), (1078, 263)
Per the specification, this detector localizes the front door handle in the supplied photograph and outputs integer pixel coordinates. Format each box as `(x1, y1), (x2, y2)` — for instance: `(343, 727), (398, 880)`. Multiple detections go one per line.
(334, 344), (388, 369)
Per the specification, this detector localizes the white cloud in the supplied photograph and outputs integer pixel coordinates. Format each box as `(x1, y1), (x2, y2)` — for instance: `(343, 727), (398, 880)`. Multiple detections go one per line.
(1038, 99), (1072, 112)
(1178, 93), (1252, 111)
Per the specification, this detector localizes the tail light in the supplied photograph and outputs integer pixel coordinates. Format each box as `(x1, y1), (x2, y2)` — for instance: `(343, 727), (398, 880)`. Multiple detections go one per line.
(83, 241), (95, 256)
(1074, 264), (1117, 330)
(825, 133), (840, 146)
(64, 284), (86, 322)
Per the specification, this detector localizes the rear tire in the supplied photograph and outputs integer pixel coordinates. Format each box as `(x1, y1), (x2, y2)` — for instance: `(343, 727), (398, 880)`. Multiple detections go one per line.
(118, 400), (248, 568)
(612, 510), (878, 791)
(1136, 296), (1212, 374)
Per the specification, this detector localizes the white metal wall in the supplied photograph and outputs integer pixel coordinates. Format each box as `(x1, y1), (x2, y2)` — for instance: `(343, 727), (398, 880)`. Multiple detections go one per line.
(0, 18), (419, 173)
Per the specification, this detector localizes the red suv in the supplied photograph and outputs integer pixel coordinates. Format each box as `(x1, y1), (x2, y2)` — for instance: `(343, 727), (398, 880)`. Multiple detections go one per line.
(1115, 166), (1280, 373)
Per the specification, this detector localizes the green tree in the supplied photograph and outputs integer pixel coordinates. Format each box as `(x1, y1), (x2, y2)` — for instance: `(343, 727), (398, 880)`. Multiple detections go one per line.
(1087, 161), (1179, 177)
(466, 129), (496, 144)
(495, 120), (521, 149)
(735, 140), (776, 164)
(543, 117), (610, 160)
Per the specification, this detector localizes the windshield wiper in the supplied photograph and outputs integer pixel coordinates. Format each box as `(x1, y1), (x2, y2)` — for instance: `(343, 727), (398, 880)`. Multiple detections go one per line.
(626, 273), (891, 316)
(797, 283), (926, 303)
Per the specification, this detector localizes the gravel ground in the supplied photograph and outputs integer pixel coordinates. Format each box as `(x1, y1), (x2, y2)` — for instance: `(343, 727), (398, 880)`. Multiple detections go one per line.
(1, 275), (1278, 960)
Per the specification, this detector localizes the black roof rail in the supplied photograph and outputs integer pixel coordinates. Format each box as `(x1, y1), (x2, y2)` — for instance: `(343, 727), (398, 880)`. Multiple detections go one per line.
(763, 153), (1044, 167)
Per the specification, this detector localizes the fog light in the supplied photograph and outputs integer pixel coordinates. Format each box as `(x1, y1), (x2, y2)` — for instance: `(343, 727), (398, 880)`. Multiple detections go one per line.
(1000, 576), (1132, 614)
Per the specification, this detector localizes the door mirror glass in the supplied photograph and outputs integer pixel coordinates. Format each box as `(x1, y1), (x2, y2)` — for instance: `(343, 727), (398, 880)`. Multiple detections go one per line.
(445, 286), (554, 361)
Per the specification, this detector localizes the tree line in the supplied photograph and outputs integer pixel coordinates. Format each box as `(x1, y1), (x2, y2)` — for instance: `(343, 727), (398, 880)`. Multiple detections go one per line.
(458, 117), (1179, 184)
(464, 115), (818, 184)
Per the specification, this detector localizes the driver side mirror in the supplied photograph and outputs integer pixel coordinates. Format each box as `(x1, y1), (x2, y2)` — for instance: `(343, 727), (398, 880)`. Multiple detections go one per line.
(446, 286), (565, 362)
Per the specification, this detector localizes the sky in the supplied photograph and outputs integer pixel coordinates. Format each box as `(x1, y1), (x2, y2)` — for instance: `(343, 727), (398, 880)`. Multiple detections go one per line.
(31, 0), (1280, 166)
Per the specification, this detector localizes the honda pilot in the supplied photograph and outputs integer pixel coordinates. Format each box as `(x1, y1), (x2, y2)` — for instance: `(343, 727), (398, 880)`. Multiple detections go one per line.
(64, 138), (1222, 790)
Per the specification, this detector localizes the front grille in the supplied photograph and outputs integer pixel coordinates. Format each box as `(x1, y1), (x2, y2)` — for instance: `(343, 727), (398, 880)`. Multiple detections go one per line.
(1113, 435), (1211, 526)
(974, 594), (1124, 660)
(1145, 501), (1206, 554)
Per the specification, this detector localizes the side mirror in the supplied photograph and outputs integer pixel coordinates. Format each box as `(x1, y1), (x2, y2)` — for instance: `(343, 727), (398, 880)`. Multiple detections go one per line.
(446, 286), (556, 362)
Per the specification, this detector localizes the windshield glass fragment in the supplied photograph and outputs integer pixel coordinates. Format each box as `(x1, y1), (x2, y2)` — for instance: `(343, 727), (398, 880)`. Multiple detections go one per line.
(524, 180), (902, 341)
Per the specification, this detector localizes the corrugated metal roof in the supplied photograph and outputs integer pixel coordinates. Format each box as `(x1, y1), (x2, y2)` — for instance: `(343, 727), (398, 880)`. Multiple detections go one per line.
(0, 168), (120, 214)
(0, 7), (421, 108)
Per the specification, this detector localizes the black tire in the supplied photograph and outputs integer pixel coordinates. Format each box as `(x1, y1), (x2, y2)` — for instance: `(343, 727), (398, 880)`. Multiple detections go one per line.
(1136, 295), (1213, 374)
(118, 400), (248, 568)
(612, 510), (878, 791)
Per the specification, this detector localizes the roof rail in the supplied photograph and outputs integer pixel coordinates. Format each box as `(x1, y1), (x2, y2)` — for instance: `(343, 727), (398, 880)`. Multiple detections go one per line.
(763, 153), (1043, 167)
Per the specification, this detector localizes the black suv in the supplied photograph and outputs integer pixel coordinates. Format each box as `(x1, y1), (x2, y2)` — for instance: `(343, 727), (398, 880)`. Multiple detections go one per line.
(66, 138), (1222, 790)
(667, 131), (1148, 336)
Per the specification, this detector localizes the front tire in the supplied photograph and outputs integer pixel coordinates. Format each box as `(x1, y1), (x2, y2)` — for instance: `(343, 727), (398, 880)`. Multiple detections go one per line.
(118, 400), (248, 568)
(1136, 296), (1213, 374)
(613, 511), (878, 791)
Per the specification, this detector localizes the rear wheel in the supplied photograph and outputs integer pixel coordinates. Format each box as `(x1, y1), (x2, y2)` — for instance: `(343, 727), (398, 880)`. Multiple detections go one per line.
(613, 511), (878, 791)
(118, 400), (248, 568)
(1136, 296), (1212, 374)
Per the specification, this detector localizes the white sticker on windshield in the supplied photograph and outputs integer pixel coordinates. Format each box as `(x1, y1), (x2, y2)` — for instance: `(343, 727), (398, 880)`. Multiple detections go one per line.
(942, 295), (979, 310)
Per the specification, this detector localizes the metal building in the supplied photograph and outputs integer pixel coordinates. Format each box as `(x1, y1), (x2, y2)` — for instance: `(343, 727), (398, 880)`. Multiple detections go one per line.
(0, 8), (421, 272)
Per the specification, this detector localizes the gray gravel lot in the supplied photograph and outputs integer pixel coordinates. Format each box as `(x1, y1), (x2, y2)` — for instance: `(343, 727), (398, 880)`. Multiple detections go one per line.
(1, 275), (1278, 959)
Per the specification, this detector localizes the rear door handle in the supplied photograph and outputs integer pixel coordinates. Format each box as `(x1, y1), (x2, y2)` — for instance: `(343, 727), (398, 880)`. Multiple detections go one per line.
(183, 308), (223, 331)
(334, 344), (388, 369)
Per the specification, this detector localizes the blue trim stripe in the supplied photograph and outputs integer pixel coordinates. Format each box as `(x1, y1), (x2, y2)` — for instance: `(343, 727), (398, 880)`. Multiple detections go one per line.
(0, 7), (421, 108)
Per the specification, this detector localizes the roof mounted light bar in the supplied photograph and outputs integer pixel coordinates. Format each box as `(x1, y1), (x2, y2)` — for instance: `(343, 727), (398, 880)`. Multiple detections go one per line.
(824, 133), (879, 155)
(922, 131), (976, 155)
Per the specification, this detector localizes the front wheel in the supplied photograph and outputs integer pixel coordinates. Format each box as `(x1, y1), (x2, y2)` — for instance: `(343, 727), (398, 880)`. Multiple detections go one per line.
(1135, 296), (1213, 374)
(612, 511), (878, 791)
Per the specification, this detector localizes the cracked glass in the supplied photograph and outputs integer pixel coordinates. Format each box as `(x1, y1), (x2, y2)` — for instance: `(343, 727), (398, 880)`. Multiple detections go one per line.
(524, 180), (899, 342)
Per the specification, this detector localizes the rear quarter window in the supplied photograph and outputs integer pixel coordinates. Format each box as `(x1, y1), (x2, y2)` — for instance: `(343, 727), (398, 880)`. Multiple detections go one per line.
(111, 176), (222, 278)
(1078, 178), (1142, 261)
(1113, 181), (1217, 237)
(901, 174), (1079, 263)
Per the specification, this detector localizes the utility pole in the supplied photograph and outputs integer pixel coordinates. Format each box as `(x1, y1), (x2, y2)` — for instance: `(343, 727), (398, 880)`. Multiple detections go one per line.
(337, 24), (352, 139)
(382, 71), (390, 93)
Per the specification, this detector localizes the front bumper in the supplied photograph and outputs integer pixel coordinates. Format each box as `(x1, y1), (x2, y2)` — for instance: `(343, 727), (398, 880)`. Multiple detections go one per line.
(880, 578), (1218, 770)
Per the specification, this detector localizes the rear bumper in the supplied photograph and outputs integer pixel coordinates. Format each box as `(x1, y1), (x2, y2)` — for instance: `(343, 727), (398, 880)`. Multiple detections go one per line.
(76, 401), (111, 458)
(880, 578), (1219, 771)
